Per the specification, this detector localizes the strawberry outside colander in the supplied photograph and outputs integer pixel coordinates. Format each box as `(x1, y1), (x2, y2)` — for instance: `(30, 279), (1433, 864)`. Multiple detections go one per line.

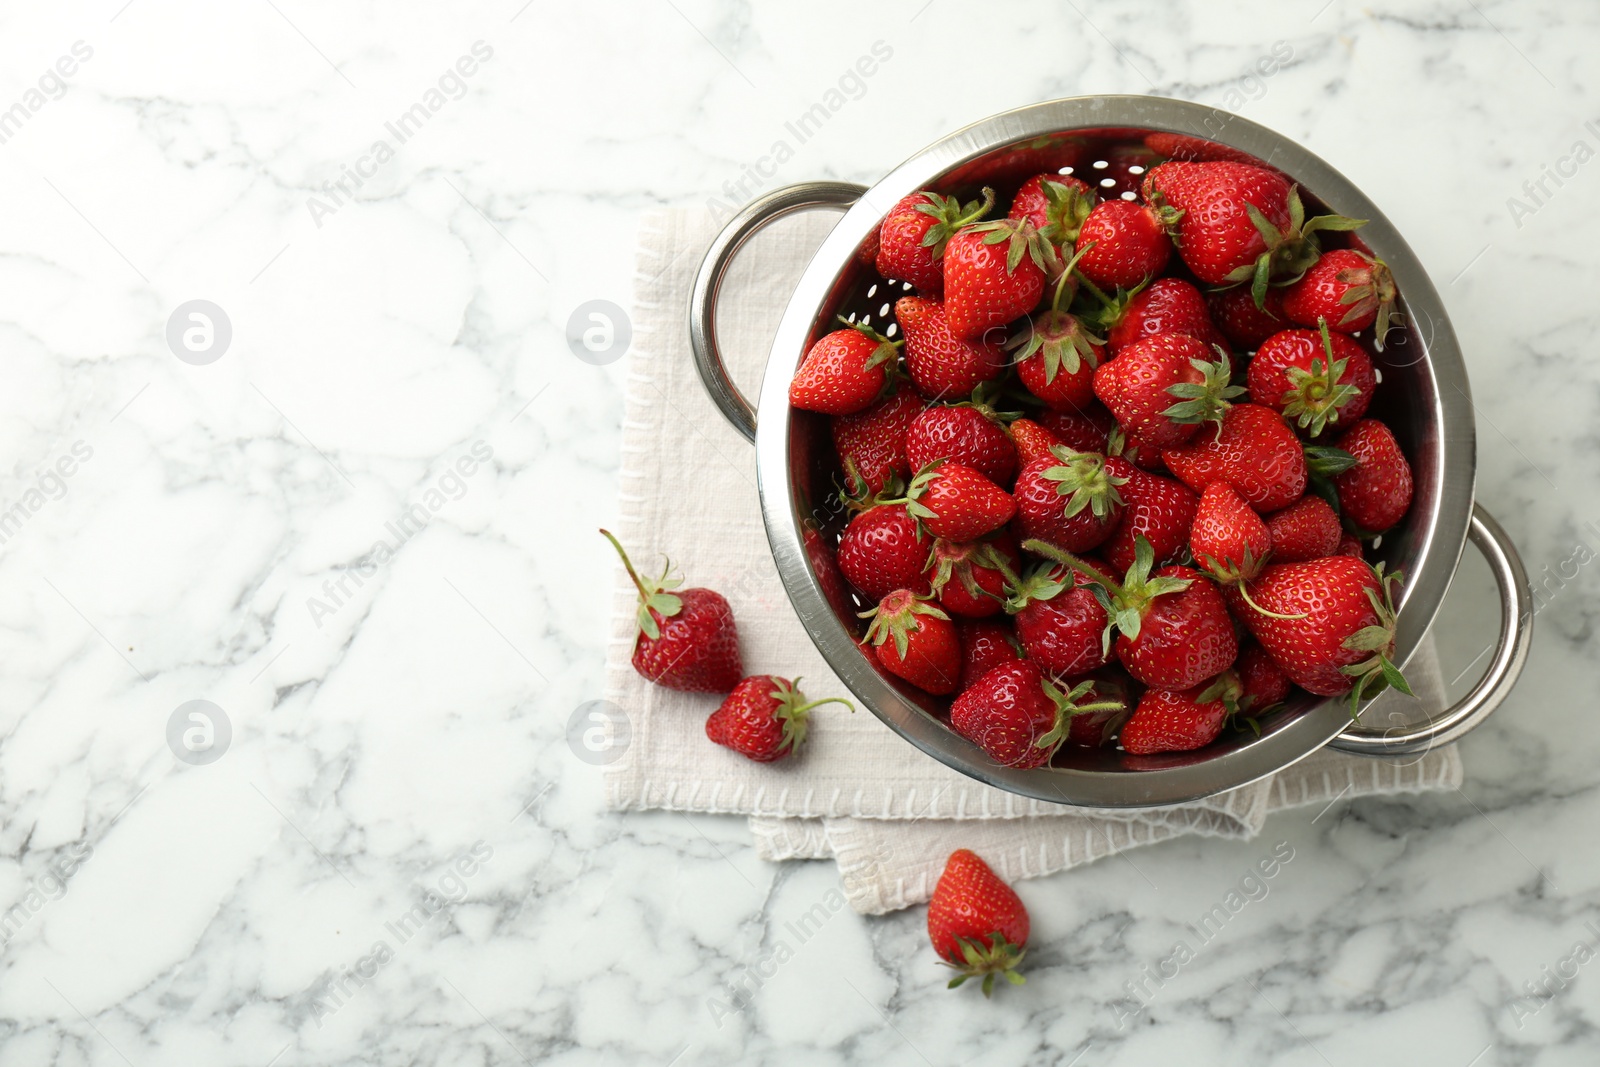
(688, 95), (1532, 808)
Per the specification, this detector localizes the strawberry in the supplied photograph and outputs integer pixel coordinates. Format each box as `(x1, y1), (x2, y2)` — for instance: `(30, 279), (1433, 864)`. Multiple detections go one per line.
(1332, 418), (1413, 534)
(905, 400), (1018, 488)
(1009, 306), (1105, 411)
(804, 522), (855, 618)
(929, 537), (1017, 619)
(705, 676), (851, 762)
(1143, 132), (1262, 165)
(950, 660), (1122, 769)
(789, 320), (902, 415)
(1038, 404), (1117, 454)
(895, 295), (1006, 400)
(1337, 533), (1365, 558)
(1093, 334), (1242, 449)
(1101, 278), (1228, 355)
(1236, 644), (1290, 715)
(831, 383), (922, 496)
(1007, 417), (1065, 465)
(927, 848), (1030, 996)
(601, 530), (742, 692)
(836, 504), (933, 603)
(1008, 173), (1094, 244)
(1141, 160), (1364, 300)
(892, 462), (1017, 541)
(1120, 674), (1238, 754)
(958, 617), (1023, 689)
(1190, 481), (1269, 583)
(1207, 285), (1287, 351)
(1099, 466), (1199, 573)
(1004, 560), (1115, 678)
(1029, 536), (1238, 691)
(1013, 448), (1130, 554)
(1062, 673), (1133, 747)
(1248, 321), (1375, 436)
(1231, 557), (1411, 709)
(1281, 248), (1400, 349)
(877, 188), (995, 294)
(1263, 494), (1341, 563)
(943, 218), (1054, 340)
(1161, 403), (1307, 513)
(1075, 198), (1172, 291)
(862, 590), (962, 695)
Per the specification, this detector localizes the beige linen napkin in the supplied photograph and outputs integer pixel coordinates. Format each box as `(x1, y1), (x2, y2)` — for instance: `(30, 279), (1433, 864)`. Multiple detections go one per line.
(604, 207), (1461, 914)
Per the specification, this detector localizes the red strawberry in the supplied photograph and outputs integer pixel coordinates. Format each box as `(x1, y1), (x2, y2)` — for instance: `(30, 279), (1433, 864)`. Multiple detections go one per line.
(1075, 198), (1172, 291)
(1102, 278), (1228, 355)
(1207, 285), (1287, 350)
(958, 617), (1023, 689)
(1190, 481), (1269, 583)
(1004, 561), (1115, 678)
(1093, 334), (1242, 449)
(1038, 405), (1117, 453)
(1010, 308), (1105, 410)
(894, 462), (1017, 541)
(601, 530), (743, 692)
(705, 676), (851, 762)
(905, 402), (1018, 487)
(1332, 419), (1413, 534)
(1162, 403), (1307, 513)
(831, 383), (923, 496)
(863, 590), (962, 695)
(877, 188), (995, 294)
(1141, 160), (1363, 295)
(927, 848), (1030, 996)
(943, 218), (1054, 340)
(895, 295), (1006, 400)
(836, 504), (933, 603)
(1008, 173), (1094, 244)
(1143, 132), (1262, 165)
(1013, 448), (1130, 554)
(1264, 494), (1341, 563)
(789, 321), (902, 415)
(1120, 675), (1237, 754)
(1115, 430), (1170, 473)
(1236, 644), (1291, 715)
(1248, 321), (1375, 436)
(1062, 673), (1133, 747)
(1231, 557), (1411, 709)
(1100, 466), (1199, 573)
(1337, 533), (1365, 558)
(804, 523), (854, 619)
(1030, 536), (1238, 691)
(1281, 248), (1400, 349)
(950, 661), (1121, 770)
(929, 537), (1017, 619)
(1008, 417), (1064, 465)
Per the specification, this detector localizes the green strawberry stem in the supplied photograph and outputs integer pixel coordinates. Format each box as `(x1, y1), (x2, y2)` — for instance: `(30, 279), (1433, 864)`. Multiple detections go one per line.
(944, 933), (1027, 997)
(1233, 578), (1308, 621)
(1340, 563), (1414, 716)
(600, 528), (682, 640)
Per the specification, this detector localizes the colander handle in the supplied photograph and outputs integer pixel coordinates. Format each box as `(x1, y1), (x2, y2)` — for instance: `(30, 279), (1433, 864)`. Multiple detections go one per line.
(689, 181), (867, 442)
(1330, 504), (1532, 757)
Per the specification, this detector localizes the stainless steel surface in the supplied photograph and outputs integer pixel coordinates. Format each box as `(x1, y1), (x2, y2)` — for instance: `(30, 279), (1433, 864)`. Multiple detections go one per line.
(691, 94), (1522, 807)
(689, 182), (865, 443)
(1331, 504), (1533, 755)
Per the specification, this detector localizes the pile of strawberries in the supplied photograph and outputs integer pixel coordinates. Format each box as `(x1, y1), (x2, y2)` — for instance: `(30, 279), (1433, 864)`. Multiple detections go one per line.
(790, 143), (1416, 764)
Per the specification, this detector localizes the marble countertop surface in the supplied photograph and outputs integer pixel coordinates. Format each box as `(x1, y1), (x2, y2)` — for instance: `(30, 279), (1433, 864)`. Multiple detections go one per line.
(0, 0), (1596, 1063)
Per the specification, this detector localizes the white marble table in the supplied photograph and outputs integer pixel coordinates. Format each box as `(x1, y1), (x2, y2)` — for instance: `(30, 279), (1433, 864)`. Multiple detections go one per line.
(0, 1), (1594, 1064)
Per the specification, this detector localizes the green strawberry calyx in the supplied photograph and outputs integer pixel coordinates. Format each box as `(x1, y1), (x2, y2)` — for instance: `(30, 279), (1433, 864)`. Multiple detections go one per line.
(1032, 177), (1095, 246)
(1162, 347), (1247, 433)
(859, 590), (950, 660)
(1280, 319), (1363, 437)
(998, 557), (1070, 614)
(943, 932), (1028, 997)
(927, 539), (1011, 605)
(601, 528), (683, 641)
(1340, 562), (1414, 716)
(1039, 445), (1127, 520)
(1336, 253), (1400, 351)
(1023, 535), (1193, 657)
(765, 677), (854, 757)
(836, 315), (905, 378)
(965, 217), (1061, 278)
(913, 187), (996, 261)
(1031, 675), (1129, 759)
(1225, 184), (1367, 309)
